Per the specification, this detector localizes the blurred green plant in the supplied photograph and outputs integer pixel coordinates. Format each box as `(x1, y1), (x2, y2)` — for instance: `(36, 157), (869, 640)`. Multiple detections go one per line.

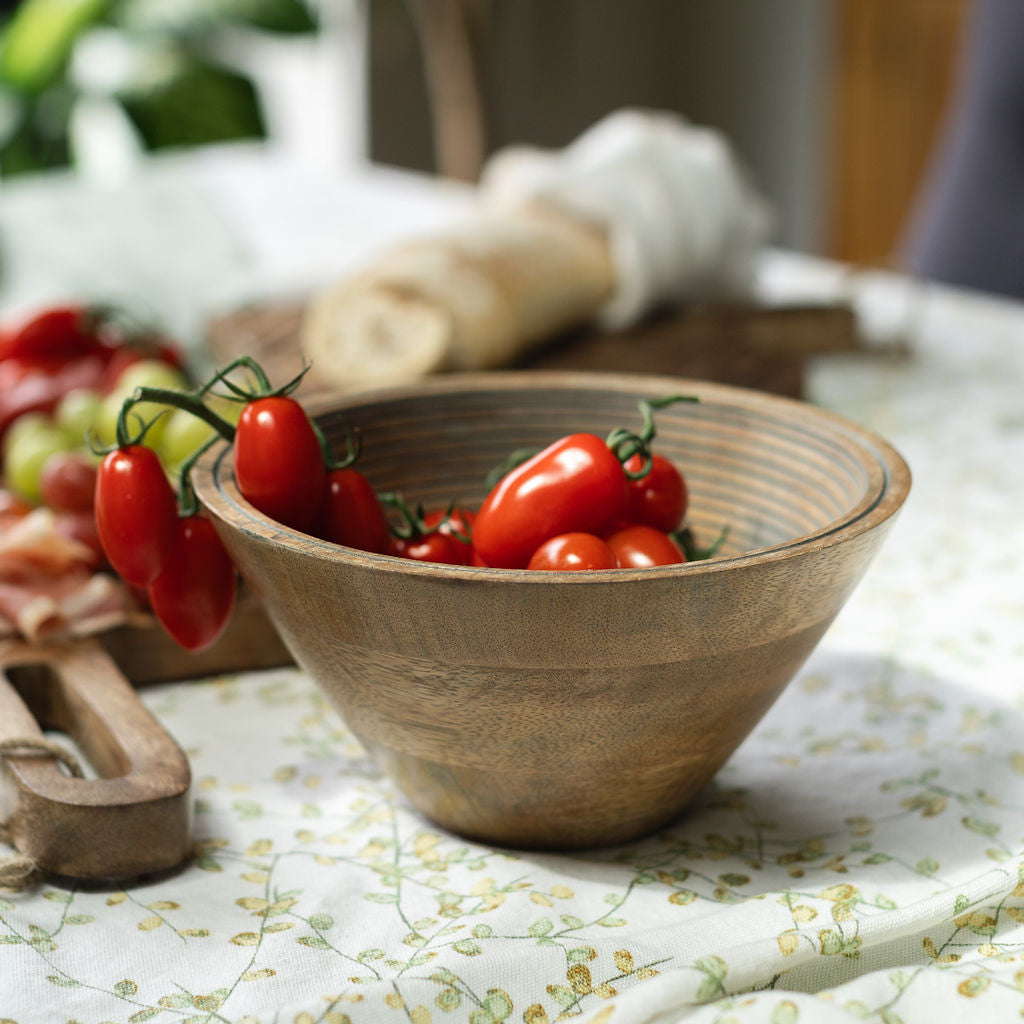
(0, 0), (318, 176)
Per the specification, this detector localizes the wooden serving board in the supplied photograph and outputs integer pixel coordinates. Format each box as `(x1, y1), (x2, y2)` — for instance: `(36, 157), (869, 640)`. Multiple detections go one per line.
(206, 300), (860, 401)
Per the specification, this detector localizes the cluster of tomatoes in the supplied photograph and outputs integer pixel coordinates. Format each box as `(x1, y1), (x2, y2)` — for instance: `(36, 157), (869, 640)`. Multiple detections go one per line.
(2, 308), (714, 654)
(0, 304), (190, 562)
(96, 361), (715, 651)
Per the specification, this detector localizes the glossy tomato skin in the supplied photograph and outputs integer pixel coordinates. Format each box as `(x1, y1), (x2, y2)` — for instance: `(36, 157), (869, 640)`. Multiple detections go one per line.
(313, 467), (391, 553)
(527, 532), (617, 571)
(472, 433), (630, 569)
(234, 397), (325, 532)
(422, 507), (475, 565)
(94, 444), (178, 586)
(148, 516), (237, 651)
(4, 306), (102, 364)
(623, 452), (688, 533)
(390, 531), (465, 565)
(606, 524), (685, 568)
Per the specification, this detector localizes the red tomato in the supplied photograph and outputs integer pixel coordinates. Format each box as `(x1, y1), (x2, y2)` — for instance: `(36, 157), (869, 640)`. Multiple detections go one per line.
(623, 452), (688, 533)
(234, 397), (325, 531)
(527, 532), (617, 571)
(94, 445), (178, 586)
(472, 433), (630, 569)
(313, 467), (391, 553)
(606, 524), (685, 568)
(39, 451), (97, 513)
(422, 506), (475, 565)
(4, 306), (103, 364)
(148, 516), (237, 651)
(390, 531), (466, 565)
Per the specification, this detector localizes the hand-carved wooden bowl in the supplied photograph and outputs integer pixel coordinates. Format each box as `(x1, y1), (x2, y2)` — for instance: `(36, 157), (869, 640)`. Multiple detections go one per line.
(193, 371), (910, 849)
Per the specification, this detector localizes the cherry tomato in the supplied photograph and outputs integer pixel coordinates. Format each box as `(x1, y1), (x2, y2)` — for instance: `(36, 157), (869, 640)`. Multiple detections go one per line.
(527, 532), (617, 571)
(422, 506), (474, 565)
(94, 445), (178, 586)
(606, 524), (685, 568)
(234, 397), (325, 531)
(3, 306), (103, 364)
(472, 433), (630, 569)
(39, 451), (97, 513)
(148, 516), (237, 652)
(313, 467), (391, 553)
(623, 452), (688, 533)
(390, 531), (466, 565)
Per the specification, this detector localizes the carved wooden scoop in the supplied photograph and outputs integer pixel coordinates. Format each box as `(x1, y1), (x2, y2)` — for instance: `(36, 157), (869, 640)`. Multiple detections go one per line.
(0, 638), (192, 881)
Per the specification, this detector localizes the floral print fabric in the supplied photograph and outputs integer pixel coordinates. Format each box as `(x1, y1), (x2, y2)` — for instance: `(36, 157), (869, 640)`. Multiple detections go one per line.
(2, 270), (1024, 1023)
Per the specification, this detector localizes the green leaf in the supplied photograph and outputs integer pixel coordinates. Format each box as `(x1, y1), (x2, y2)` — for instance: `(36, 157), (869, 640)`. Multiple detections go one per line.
(435, 986), (461, 1011)
(962, 816), (1000, 837)
(114, 979), (139, 997)
(46, 974), (81, 987)
(916, 857), (940, 876)
(863, 853), (892, 864)
(357, 948), (385, 962)
(128, 1009), (161, 1023)
(43, 890), (73, 903)
(566, 947), (594, 964)
(297, 935), (331, 949)
(694, 955), (727, 1002)
(482, 989), (513, 1021)
(0, 0), (109, 92)
(875, 895), (897, 910)
(560, 914), (584, 929)
(452, 939), (481, 956)
(527, 918), (552, 937)
(231, 799), (263, 820)
(717, 873), (750, 888)
(546, 984), (575, 1009)
(308, 912), (334, 931)
(771, 1000), (798, 1024)
(954, 894), (970, 915)
(117, 0), (317, 35)
(472, 923), (493, 939)
(119, 54), (265, 152)
(65, 914), (94, 925)
(364, 893), (399, 904)
(195, 854), (222, 872)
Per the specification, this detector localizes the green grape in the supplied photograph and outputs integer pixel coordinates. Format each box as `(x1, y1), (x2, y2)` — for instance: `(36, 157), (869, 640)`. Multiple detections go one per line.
(159, 407), (218, 475)
(98, 359), (189, 450)
(54, 388), (103, 446)
(2, 412), (53, 460)
(4, 425), (73, 505)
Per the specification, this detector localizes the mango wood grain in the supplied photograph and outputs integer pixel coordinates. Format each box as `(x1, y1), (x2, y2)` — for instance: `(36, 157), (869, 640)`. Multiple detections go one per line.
(0, 638), (192, 879)
(193, 371), (910, 849)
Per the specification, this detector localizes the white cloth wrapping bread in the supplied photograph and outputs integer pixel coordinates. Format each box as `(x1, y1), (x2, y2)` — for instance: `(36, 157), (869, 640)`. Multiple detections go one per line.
(301, 109), (771, 389)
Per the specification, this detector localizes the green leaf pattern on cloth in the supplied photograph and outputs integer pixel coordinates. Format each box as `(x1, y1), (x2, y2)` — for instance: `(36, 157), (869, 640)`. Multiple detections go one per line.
(3, 651), (1024, 1023)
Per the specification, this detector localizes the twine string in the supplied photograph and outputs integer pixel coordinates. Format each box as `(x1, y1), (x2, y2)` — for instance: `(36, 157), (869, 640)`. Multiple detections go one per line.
(0, 737), (85, 891)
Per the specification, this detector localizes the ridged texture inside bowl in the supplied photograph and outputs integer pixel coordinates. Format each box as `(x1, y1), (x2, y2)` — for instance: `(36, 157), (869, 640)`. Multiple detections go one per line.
(194, 372), (909, 849)
(312, 379), (887, 559)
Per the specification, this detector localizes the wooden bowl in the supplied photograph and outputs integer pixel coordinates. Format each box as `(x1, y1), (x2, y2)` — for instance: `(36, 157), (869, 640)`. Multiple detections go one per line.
(193, 371), (910, 849)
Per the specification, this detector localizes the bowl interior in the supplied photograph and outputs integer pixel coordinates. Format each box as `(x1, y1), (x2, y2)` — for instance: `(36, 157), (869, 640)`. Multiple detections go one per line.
(306, 373), (897, 563)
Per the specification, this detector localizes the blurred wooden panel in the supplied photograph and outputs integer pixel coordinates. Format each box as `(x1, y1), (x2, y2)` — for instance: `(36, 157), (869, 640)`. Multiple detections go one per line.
(830, 0), (972, 266)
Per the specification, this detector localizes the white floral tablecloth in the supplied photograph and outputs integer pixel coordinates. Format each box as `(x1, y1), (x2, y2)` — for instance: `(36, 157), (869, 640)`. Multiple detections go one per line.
(2, 155), (1024, 1024)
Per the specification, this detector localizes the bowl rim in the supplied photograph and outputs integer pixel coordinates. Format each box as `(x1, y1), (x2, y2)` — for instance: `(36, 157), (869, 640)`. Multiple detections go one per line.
(192, 370), (912, 583)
